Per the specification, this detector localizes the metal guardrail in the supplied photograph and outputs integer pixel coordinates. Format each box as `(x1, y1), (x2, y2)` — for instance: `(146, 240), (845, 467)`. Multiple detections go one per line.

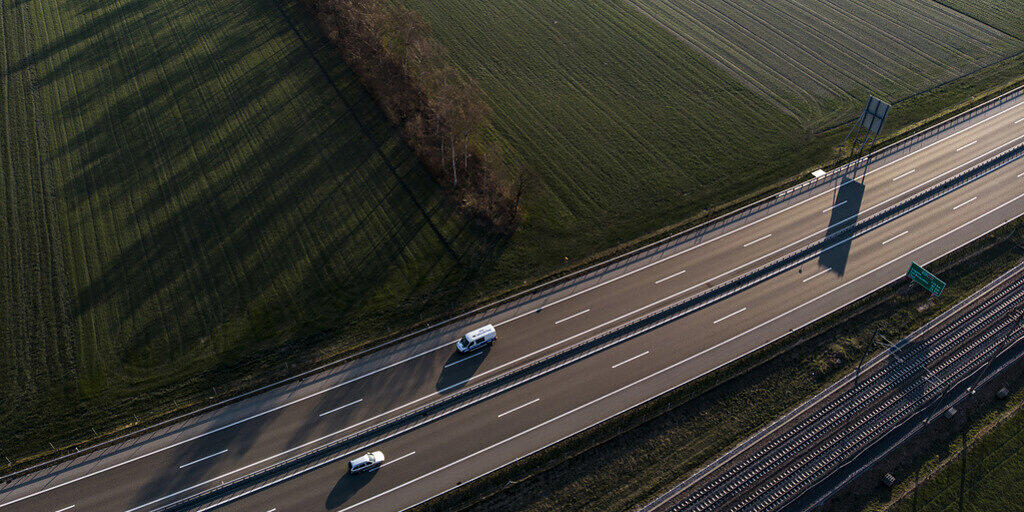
(151, 125), (1024, 511)
(757, 310), (1024, 512)
(647, 263), (1024, 512)
(770, 83), (1024, 203)
(658, 278), (1024, 512)
(797, 315), (1024, 512)
(640, 257), (1024, 512)
(8, 77), (1022, 488)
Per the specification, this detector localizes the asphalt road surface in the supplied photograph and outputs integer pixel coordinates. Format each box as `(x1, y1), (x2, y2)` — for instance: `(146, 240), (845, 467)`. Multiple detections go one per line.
(4, 89), (1024, 512)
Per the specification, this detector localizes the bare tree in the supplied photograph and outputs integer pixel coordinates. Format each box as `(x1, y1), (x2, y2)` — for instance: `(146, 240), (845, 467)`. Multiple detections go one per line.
(302, 0), (518, 231)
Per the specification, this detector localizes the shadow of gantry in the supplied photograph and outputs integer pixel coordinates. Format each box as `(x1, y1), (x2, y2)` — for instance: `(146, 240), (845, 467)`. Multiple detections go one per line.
(817, 177), (865, 276)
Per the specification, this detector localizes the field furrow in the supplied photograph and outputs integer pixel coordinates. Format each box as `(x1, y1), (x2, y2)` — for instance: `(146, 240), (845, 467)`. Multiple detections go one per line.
(621, 0), (1022, 125)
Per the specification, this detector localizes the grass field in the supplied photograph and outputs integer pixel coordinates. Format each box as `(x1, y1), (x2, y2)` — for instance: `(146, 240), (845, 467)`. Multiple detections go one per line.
(868, 390), (1024, 512)
(937, 0), (1024, 39)
(400, 0), (830, 275)
(0, 0), (500, 455)
(622, 0), (1021, 125)
(396, 0), (1024, 300)
(4, 0), (1024, 465)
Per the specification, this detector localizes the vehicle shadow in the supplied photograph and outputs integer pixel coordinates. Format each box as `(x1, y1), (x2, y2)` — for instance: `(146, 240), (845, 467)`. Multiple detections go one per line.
(817, 176), (865, 276)
(436, 345), (490, 394)
(325, 469), (377, 509)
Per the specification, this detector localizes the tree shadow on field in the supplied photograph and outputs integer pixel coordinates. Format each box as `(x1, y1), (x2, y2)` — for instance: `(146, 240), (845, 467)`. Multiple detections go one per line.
(6, 0), (510, 499)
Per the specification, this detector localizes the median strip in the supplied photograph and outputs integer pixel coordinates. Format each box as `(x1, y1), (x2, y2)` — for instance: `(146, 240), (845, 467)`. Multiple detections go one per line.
(150, 142), (1024, 512)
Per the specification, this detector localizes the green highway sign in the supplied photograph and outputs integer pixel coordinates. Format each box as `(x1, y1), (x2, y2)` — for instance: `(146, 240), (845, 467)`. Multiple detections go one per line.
(907, 262), (945, 296)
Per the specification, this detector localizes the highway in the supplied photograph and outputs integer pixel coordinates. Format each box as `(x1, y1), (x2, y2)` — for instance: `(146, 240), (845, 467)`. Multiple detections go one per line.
(3, 87), (1024, 512)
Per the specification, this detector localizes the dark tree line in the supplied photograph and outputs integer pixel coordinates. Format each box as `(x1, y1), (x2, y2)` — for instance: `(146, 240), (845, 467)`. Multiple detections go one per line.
(303, 0), (518, 231)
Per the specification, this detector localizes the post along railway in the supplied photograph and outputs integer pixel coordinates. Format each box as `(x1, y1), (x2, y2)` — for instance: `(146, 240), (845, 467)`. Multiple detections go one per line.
(4, 88), (1024, 512)
(646, 261), (1024, 512)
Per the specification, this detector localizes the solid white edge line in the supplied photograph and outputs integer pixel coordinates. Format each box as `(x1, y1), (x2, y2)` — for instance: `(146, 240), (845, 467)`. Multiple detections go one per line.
(654, 269), (687, 285)
(822, 200), (848, 213)
(497, 399), (541, 418)
(881, 230), (910, 245)
(956, 140), (978, 152)
(612, 351), (651, 369)
(381, 452), (415, 468)
(2, 330), (461, 507)
(442, 352), (484, 369)
(953, 197), (978, 210)
(713, 307), (748, 325)
(802, 269), (830, 283)
(122, 390), (454, 512)
(891, 169), (916, 181)
(188, 192), (939, 507)
(6, 93), (1023, 511)
(201, 181), (1024, 512)
(743, 234), (772, 247)
(391, 189), (1024, 512)
(18, 139), (1024, 512)
(318, 399), (364, 418)
(51, 140), (1024, 510)
(178, 450), (228, 470)
(554, 309), (591, 325)
(492, 104), (1021, 329)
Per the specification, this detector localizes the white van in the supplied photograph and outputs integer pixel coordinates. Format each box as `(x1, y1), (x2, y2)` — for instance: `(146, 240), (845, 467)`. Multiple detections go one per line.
(349, 451), (385, 473)
(457, 324), (496, 353)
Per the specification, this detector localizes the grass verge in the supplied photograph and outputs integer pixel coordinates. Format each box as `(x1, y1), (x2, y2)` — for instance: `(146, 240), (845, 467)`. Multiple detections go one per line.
(845, 368), (1024, 512)
(407, 221), (1024, 512)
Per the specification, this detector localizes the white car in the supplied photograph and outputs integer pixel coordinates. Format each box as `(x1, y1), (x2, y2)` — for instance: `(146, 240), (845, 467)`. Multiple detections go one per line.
(349, 451), (385, 473)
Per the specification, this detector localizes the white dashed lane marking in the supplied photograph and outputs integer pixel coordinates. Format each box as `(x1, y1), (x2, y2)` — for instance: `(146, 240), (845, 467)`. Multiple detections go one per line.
(612, 351), (650, 369)
(743, 234), (772, 247)
(953, 197), (977, 210)
(498, 399), (540, 418)
(713, 308), (747, 325)
(882, 230), (909, 245)
(555, 309), (590, 325)
(956, 140), (977, 151)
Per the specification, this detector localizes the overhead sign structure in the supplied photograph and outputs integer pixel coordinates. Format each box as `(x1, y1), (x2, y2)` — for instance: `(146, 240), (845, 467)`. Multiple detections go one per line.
(843, 95), (891, 159)
(859, 96), (890, 135)
(907, 262), (945, 296)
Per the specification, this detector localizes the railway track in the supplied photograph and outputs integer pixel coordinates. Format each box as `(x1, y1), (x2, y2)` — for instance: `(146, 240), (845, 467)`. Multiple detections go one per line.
(655, 271), (1024, 512)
